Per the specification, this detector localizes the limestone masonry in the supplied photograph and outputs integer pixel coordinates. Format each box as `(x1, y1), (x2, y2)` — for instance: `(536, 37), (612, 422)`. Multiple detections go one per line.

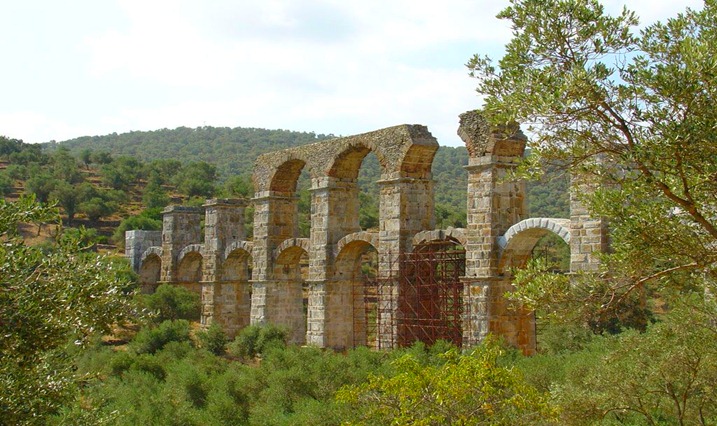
(127, 111), (608, 354)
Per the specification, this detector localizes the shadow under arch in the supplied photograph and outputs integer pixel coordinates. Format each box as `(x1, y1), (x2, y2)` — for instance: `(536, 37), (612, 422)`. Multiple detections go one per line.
(138, 252), (162, 293)
(272, 242), (309, 344)
(213, 245), (254, 335)
(176, 245), (203, 294)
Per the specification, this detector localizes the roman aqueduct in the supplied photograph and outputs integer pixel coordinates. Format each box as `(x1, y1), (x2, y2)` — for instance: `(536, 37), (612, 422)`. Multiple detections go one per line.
(126, 111), (608, 355)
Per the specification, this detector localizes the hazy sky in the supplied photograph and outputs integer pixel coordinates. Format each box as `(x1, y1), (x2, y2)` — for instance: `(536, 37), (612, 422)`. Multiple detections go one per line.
(0, 0), (703, 147)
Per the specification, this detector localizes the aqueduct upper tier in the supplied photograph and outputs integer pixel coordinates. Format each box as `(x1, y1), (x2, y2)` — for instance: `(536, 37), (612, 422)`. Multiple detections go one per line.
(127, 111), (608, 354)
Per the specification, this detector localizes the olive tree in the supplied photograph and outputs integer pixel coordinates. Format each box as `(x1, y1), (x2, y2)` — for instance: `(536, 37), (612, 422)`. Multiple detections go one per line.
(0, 196), (137, 424)
(469, 0), (717, 314)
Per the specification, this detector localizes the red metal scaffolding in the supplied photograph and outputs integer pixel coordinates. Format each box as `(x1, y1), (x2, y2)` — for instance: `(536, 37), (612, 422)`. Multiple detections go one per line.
(353, 242), (467, 349)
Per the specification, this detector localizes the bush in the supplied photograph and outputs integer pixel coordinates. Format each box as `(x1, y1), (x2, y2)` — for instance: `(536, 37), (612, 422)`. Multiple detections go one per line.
(228, 324), (287, 360)
(196, 323), (229, 355)
(141, 284), (201, 323)
(112, 208), (162, 247)
(131, 320), (192, 355)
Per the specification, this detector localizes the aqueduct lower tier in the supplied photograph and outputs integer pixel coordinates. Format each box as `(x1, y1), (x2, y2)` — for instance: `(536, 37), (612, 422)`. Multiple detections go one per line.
(127, 111), (608, 354)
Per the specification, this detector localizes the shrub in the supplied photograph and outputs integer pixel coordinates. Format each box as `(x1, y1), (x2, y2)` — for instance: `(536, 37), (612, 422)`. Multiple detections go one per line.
(196, 323), (229, 355)
(228, 324), (287, 360)
(141, 284), (201, 323)
(131, 320), (192, 355)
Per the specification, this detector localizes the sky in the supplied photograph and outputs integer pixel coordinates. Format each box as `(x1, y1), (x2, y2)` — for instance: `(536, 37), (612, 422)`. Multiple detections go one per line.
(0, 0), (704, 147)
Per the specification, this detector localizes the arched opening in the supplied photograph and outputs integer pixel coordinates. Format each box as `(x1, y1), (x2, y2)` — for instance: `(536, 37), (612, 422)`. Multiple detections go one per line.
(332, 239), (378, 349)
(498, 220), (571, 354)
(222, 249), (252, 282)
(327, 144), (382, 234)
(177, 251), (203, 294)
(273, 245), (309, 344)
(268, 158), (307, 239)
(216, 248), (253, 333)
(399, 238), (466, 348)
(139, 254), (161, 293)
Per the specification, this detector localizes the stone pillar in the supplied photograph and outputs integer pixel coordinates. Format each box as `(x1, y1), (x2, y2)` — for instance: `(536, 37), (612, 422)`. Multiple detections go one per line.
(376, 175), (435, 348)
(250, 192), (297, 283)
(125, 230), (161, 273)
(201, 199), (248, 337)
(159, 206), (203, 283)
(250, 191), (302, 339)
(306, 177), (361, 347)
(458, 111), (530, 351)
(569, 180), (609, 272)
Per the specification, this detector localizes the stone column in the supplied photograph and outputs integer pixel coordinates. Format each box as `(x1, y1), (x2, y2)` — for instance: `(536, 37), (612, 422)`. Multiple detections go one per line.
(250, 191), (300, 331)
(569, 180), (609, 272)
(159, 206), (203, 283)
(201, 199), (247, 337)
(458, 111), (529, 350)
(376, 174), (435, 349)
(306, 177), (361, 348)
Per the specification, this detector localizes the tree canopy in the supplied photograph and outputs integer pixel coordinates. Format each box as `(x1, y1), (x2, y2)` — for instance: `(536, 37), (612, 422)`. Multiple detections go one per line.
(0, 196), (137, 424)
(469, 0), (717, 313)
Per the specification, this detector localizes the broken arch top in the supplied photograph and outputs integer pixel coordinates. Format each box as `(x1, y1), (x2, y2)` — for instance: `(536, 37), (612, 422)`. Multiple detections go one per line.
(252, 124), (439, 195)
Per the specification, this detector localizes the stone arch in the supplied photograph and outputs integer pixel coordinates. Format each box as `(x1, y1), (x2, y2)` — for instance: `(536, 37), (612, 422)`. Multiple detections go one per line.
(335, 231), (379, 259)
(398, 142), (438, 179)
(270, 242), (309, 344)
(140, 246), (163, 265)
(328, 142), (389, 179)
(221, 243), (253, 282)
(177, 244), (203, 283)
(223, 240), (254, 260)
(138, 250), (162, 292)
(330, 238), (379, 349)
(411, 228), (467, 251)
(497, 218), (571, 273)
(269, 158), (307, 194)
(273, 238), (310, 264)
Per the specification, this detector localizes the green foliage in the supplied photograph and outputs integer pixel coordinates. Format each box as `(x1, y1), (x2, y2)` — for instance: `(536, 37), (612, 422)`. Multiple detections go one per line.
(470, 0), (717, 310)
(50, 147), (83, 184)
(79, 196), (118, 221)
(337, 337), (559, 425)
(58, 226), (103, 249)
(131, 320), (193, 355)
(174, 161), (217, 197)
(141, 176), (170, 209)
(554, 297), (717, 425)
(49, 181), (80, 223)
(90, 150), (113, 165)
(141, 283), (201, 323)
(536, 322), (595, 356)
(101, 156), (143, 190)
(227, 324), (288, 360)
(508, 258), (652, 333)
(0, 170), (13, 196)
(221, 174), (253, 198)
(0, 135), (24, 158)
(0, 195), (136, 424)
(24, 169), (57, 203)
(196, 323), (229, 356)
(112, 208), (163, 247)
